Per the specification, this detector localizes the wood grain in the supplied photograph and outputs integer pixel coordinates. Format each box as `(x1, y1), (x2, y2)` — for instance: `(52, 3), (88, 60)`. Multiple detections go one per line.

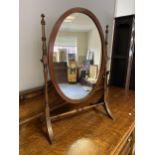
(20, 86), (135, 155)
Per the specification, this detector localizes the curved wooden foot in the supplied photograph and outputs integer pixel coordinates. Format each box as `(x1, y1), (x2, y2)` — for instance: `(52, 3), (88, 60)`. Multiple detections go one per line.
(45, 106), (54, 144)
(46, 117), (54, 144)
(103, 101), (114, 120)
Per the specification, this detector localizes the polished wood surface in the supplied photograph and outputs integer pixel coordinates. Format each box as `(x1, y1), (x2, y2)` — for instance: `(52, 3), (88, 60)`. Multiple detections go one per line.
(41, 13), (54, 143)
(20, 87), (135, 155)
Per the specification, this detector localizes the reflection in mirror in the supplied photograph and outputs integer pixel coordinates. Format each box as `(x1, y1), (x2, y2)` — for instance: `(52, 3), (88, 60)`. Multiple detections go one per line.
(53, 13), (101, 100)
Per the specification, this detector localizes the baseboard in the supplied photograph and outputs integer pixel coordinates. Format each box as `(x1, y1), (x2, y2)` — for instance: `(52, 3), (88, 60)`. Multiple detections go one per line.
(19, 81), (53, 103)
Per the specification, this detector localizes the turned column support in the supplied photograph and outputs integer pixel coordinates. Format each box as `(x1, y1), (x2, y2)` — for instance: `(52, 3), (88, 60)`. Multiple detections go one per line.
(40, 14), (54, 144)
(103, 25), (114, 120)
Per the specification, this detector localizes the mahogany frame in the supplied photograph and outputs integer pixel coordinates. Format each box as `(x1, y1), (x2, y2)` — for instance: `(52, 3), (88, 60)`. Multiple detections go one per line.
(48, 7), (106, 104)
(40, 7), (113, 144)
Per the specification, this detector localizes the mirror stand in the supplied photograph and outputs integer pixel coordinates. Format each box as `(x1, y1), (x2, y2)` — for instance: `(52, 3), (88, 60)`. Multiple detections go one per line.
(40, 14), (54, 143)
(40, 14), (113, 144)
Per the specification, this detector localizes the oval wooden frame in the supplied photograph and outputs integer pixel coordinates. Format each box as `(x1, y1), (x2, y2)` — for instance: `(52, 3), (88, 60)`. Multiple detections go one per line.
(48, 7), (106, 104)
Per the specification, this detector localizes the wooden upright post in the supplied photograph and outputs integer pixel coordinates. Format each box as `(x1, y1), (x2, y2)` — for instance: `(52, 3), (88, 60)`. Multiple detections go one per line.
(41, 14), (53, 144)
(104, 25), (110, 88)
(102, 25), (114, 120)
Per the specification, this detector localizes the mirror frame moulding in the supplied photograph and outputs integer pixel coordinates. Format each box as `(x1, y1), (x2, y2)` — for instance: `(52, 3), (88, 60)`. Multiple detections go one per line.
(48, 7), (106, 104)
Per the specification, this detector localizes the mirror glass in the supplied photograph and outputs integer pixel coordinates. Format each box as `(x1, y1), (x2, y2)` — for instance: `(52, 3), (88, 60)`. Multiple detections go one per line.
(53, 13), (101, 100)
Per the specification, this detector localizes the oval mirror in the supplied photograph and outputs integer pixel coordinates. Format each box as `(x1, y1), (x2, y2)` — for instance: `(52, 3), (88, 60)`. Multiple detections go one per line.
(48, 8), (105, 104)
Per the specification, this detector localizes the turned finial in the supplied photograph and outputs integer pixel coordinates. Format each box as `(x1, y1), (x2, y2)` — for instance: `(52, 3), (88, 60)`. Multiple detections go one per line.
(41, 14), (45, 25)
(41, 14), (45, 18)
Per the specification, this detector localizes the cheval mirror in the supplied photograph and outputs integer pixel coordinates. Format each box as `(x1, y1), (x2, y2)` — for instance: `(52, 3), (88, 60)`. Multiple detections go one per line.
(40, 7), (113, 144)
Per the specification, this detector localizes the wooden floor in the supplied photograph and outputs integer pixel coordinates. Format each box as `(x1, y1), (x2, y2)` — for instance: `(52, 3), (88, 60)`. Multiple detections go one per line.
(20, 87), (135, 155)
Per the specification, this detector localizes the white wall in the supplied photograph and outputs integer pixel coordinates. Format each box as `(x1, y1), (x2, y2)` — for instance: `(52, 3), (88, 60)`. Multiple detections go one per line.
(19, 0), (115, 91)
(57, 31), (88, 65)
(87, 28), (101, 67)
(115, 0), (135, 17)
